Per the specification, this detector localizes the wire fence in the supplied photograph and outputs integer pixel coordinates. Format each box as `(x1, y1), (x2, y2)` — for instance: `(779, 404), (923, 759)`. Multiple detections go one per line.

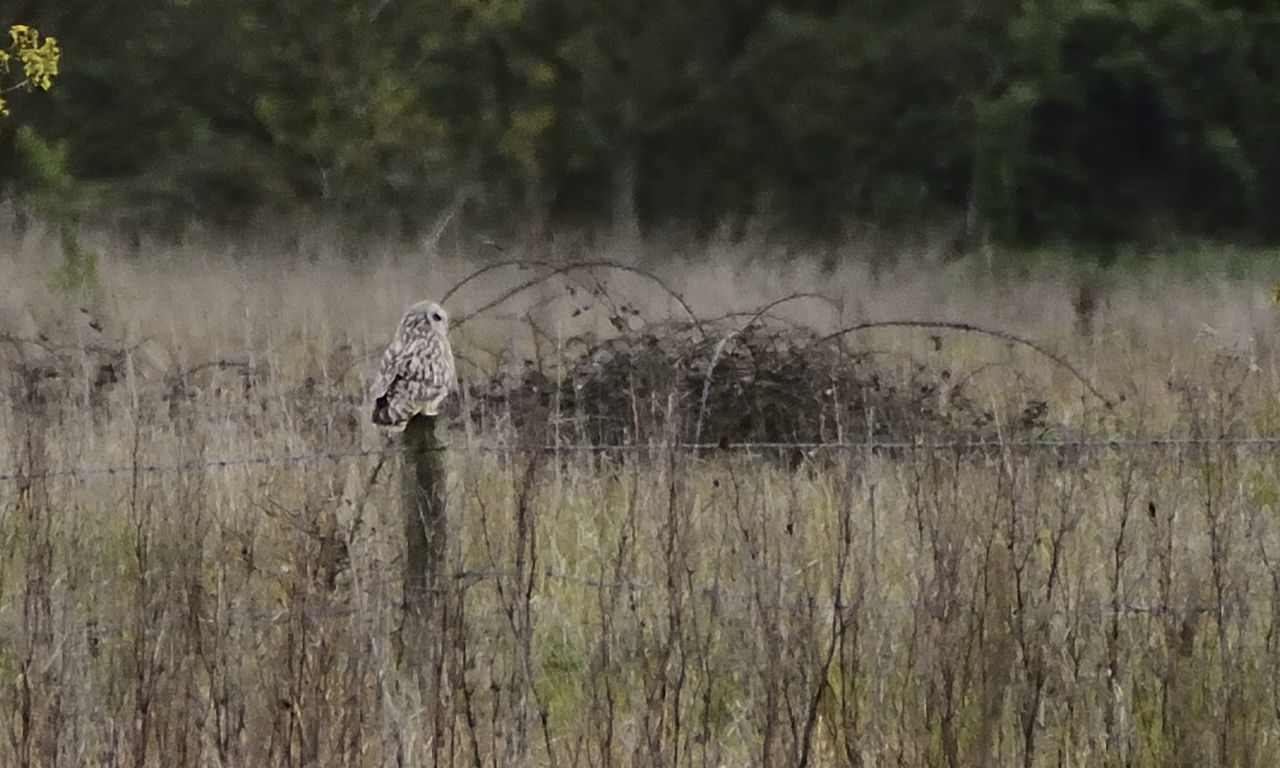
(2, 432), (1262, 642)
(4, 434), (1280, 485)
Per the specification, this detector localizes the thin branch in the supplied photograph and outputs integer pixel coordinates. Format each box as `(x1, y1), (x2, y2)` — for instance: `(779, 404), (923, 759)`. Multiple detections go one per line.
(1, 78), (34, 95)
(442, 259), (704, 337)
(817, 320), (1113, 407)
(420, 184), (477, 255)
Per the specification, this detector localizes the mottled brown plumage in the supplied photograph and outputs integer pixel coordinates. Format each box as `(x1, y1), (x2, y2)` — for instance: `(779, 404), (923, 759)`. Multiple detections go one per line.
(369, 300), (456, 426)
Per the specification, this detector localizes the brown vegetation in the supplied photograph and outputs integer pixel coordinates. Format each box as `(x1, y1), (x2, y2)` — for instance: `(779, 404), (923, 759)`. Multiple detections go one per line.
(2, 225), (1280, 766)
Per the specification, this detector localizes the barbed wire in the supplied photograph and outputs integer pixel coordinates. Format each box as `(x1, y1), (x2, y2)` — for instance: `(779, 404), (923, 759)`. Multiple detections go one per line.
(0, 448), (386, 484)
(3, 434), (1280, 485)
(2, 435), (1279, 484)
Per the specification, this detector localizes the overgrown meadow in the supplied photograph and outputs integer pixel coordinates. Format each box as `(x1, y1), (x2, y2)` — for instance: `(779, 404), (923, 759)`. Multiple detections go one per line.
(4, 224), (1280, 766)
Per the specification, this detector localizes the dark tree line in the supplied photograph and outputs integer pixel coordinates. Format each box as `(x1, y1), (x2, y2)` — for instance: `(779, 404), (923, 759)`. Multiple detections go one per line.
(5, 0), (1280, 247)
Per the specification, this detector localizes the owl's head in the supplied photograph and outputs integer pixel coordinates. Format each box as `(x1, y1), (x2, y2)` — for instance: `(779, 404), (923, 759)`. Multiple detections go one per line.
(402, 300), (449, 335)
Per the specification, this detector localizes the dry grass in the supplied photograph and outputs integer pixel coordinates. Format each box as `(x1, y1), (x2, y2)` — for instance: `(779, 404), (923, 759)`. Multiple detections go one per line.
(3, 221), (1280, 766)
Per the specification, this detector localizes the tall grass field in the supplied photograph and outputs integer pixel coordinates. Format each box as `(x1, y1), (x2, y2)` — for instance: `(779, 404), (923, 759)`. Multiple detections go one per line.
(4, 222), (1280, 766)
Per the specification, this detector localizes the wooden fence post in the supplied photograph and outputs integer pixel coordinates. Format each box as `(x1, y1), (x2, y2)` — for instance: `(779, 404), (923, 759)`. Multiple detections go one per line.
(400, 413), (447, 662)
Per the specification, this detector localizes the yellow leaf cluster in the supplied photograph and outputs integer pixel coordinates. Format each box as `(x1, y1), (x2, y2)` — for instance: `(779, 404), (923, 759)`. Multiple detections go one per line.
(1, 24), (61, 117)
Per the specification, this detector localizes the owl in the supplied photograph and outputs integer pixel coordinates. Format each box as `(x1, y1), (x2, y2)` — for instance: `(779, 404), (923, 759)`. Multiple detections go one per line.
(369, 300), (457, 426)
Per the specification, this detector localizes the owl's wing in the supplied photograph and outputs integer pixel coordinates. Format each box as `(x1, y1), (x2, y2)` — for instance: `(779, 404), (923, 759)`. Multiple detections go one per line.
(368, 338), (415, 426)
(368, 345), (400, 402)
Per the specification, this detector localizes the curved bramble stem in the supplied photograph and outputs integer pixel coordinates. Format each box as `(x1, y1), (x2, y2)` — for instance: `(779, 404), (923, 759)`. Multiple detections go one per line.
(443, 259), (704, 337)
(817, 319), (1113, 408)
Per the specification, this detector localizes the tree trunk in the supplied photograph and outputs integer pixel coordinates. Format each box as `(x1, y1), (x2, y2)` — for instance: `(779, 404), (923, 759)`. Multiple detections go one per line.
(611, 141), (641, 242)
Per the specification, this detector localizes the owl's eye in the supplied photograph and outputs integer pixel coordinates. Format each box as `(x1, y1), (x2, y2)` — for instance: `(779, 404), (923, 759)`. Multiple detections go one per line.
(431, 312), (443, 322)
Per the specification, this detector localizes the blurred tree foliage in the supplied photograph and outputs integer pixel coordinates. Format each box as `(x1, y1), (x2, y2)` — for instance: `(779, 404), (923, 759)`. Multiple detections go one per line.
(3, 0), (1280, 246)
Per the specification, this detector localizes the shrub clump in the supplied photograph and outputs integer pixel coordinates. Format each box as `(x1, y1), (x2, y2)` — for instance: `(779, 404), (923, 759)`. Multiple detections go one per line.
(468, 320), (1053, 448)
